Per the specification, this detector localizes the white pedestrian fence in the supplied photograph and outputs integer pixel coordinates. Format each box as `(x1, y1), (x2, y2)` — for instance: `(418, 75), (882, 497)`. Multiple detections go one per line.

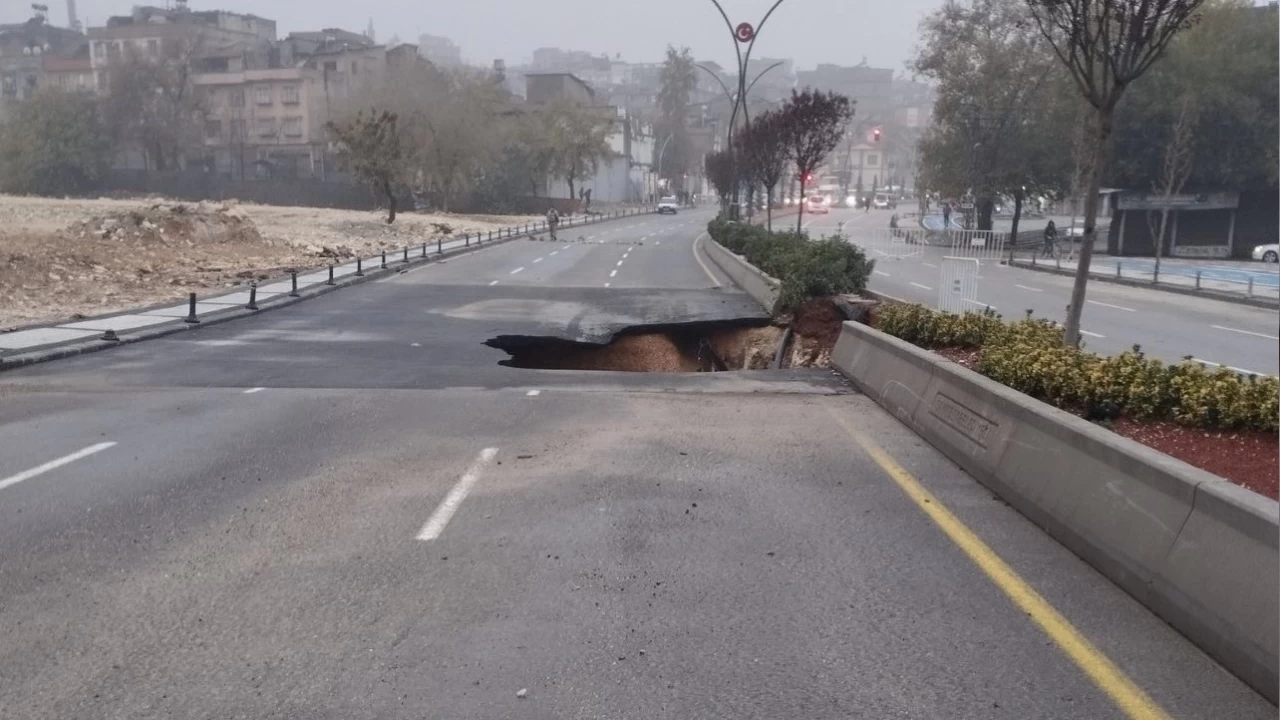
(939, 256), (980, 314)
(842, 227), (1008, 263)
(944, 229), (1008, 262)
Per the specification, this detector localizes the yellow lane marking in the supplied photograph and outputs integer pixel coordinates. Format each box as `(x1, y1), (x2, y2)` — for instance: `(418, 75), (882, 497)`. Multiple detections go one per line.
(825, 406), (1171, 720)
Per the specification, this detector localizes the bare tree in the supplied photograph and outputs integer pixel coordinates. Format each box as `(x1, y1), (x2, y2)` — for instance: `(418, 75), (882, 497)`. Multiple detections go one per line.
(780, 88), (854, 233)
(1146, 93), (1196, 278)
(102, 39), (204, 171)
(326, 110), (406, 223)
(736, 110), (790, 231)
(1026, 0), (1206, 345)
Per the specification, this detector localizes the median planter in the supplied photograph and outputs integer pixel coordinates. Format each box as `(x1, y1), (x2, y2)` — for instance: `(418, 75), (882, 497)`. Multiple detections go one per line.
(830, 319), (1280, 702)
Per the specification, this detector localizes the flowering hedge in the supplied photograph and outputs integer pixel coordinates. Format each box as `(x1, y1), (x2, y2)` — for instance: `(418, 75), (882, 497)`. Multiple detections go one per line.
(876, 303), (1279, 432)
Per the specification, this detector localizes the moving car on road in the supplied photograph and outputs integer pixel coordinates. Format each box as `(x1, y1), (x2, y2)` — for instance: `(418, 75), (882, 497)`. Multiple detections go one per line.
(805, 195), (831, 215)
(873, 193), (896, 210)
(1252, 243), (1279, 263)
(657, 196), (679, 214)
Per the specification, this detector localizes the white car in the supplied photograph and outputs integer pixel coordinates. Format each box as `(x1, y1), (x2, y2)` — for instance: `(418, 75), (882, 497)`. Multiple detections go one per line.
(805, 196), (830, 215)
(1252, 243), (1279, 263)
(657, 196), (679, 214)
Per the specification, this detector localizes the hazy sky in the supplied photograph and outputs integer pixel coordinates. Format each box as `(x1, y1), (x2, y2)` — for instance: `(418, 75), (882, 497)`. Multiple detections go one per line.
(51, 0), (944, 73)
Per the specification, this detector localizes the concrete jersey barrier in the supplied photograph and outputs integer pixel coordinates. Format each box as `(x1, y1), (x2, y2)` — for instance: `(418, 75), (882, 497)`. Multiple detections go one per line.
(701, 236), (780, 313)
(830, 320), (1279, 703)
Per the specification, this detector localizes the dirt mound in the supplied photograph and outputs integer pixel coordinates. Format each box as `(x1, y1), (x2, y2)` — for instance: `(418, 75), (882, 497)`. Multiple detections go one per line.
(791, 297), (845, 347)
(709, 326), (784, 369)
(63, 201), (262, 246)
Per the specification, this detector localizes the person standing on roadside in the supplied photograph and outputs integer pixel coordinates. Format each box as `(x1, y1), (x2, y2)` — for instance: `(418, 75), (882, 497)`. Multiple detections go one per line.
(942, 201), (952, 229)
(547, 206), (560, 242)
(1042, 219), (1058, 258)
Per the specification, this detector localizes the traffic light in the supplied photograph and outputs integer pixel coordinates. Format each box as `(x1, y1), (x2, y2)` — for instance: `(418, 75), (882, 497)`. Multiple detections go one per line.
(873, 128), (882, 143)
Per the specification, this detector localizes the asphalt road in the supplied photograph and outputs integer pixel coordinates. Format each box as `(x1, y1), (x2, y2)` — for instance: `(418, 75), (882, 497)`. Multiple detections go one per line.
(0, 207), (1271, 719)
(806, 208), (1280, 376)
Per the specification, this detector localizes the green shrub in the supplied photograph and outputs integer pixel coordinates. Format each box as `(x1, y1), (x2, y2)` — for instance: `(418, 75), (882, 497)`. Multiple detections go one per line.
(875, 302), (1280, 433)
(706, 220), (873, 312)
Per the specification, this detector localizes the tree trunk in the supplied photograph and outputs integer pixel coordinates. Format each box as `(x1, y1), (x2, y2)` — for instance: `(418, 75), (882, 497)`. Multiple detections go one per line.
(383, 179), (397, 224)
(766, 186), (774, 232)
(1154, 208), (1170, 279)
(977, 198), (994, 232)
(1062, 111), (1113, 347)
(568, 175), (576, 201)
(1008, 188), (1024, 263)
(796, 177), (807, 234)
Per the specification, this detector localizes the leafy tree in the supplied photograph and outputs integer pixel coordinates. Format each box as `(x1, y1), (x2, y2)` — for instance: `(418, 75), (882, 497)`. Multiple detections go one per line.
(704, 149), (738, 215)
(101, 40), (203, 171)
(1108, 0), (1278, 191)
(736, 109), (790, 231)
(415, 68), (509, 212)
(656, 45), (697, 189)
(780, 88), (854, 233)
(0, 90), (113, 195)
(326, 109), (407, 223)
(913, 0), (1075, 236)
(545, 100), (613, 200)
(1026, 0), (1207, 346)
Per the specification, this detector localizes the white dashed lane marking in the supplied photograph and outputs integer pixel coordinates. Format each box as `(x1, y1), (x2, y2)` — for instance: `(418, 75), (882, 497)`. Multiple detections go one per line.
(243, 387), (265, 394)
(510, 267), (524, 275)
(416, 448), (499, 541)
(0, 442), (118, 493)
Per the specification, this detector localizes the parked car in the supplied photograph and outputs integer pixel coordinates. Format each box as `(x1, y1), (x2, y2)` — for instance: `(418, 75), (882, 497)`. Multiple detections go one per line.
(805, 196), (831, 215)
(1252, 243), (1279, 263)
(657, 196), (679, 214)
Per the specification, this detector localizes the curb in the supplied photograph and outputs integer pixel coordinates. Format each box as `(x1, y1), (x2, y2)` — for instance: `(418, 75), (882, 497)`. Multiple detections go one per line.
(700, 237), (781, 313)
(1, 210), (654, 372)
(830, 320), (1279, 703)
(1009, 259), (1280, 309)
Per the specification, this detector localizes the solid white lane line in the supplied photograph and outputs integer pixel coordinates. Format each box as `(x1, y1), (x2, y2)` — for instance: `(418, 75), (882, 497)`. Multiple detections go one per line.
(910, 282), (933, 291)
(609, 269), (618, 278)
(243, 387), (265, 394)
(0, 442), (117, 492)
(417, 447), (499, 541)
(533, 257), (543, 263)
(692, 233), (722, 287)
(1080, 330), (1106, 338)
(1189, 358), (1271, 377)
(1211, 325), (1279, 341)
(873, 270), (891, 277)
(1015, 284), (1044, 292)
(489, 280), (499, 286)
(965, 299), (997, 309)
(526, 390), (541, 396)
(510, 267), (524, 275)
(1087, 300), (1136, 312)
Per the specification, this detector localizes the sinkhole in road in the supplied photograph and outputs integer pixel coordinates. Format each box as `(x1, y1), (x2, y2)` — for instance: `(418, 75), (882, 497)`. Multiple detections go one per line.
(485, 319), (788, 372)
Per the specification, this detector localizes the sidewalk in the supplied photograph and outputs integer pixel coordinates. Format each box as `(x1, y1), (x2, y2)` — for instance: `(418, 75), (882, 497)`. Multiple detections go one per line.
(1010, 251), (1280, 305)
(0, 210), (637, 363)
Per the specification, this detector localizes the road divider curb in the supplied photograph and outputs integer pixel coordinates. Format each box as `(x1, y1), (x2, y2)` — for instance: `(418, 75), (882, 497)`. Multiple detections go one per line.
(829, 319), (1279, 702)
(701, 237), (780, 312)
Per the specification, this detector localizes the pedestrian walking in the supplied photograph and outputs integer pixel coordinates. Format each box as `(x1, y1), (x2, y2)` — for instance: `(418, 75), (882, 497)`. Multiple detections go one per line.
(546, 206), (560, 242)
(942, 202), (952, 228)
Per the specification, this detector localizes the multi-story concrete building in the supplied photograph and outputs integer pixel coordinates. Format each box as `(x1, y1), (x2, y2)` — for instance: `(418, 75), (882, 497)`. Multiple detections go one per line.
(418, 34), (461, 67)
(0, 12), (86, 117)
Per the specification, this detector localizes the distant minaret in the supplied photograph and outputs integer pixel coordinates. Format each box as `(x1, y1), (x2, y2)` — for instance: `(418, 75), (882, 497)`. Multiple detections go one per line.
(66, 0), (81, 31)
(365, 18), (376, 43)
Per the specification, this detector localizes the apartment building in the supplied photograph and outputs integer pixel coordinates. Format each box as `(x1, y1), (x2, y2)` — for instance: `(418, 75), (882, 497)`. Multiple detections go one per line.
(0, 13), (86, 116)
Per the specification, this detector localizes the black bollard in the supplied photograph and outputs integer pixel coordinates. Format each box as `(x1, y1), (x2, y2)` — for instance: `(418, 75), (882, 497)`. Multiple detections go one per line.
(437, 236), (443, 254)
(246, 283), (259, 310)
(403, 247), (410, 263)
(381, 251), (387, 269)
(327, 264), (335, 285)
(184, 292), (200, 324)
(356, 257), (364, 277)
(101, 329), (120, 342)
(489, 230), (494, 242)
(289, 271), (300, 297)
(422, 242), (427, 257)
(465, 233), (470, 247)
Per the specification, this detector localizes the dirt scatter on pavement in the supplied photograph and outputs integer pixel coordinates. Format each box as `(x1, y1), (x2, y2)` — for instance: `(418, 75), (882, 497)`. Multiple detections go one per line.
(0, 194), (537, 330)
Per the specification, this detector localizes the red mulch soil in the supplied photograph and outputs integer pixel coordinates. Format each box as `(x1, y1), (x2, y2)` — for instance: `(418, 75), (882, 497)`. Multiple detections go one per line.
(1108, 418), (1279, 500)
(791, 297), (845, 349)
(926, 348), (1278, 501)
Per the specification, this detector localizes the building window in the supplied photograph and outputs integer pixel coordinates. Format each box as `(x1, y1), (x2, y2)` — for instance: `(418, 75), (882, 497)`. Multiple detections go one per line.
(93, 42), (105, 58)
(280, 85), (300, 104)
(230, 118), (247, 140)
(107, 42), (121, 61)
(323, 60), (337, 73)
(256, 117), (275, 137)
(866, 153), (879, 168)
(229, 88), (245, 108)
(205, 119), (222, 140)
(255, 85), (272, 105)
(147, 39), (159, 57)
(282, 117), (303, 137)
